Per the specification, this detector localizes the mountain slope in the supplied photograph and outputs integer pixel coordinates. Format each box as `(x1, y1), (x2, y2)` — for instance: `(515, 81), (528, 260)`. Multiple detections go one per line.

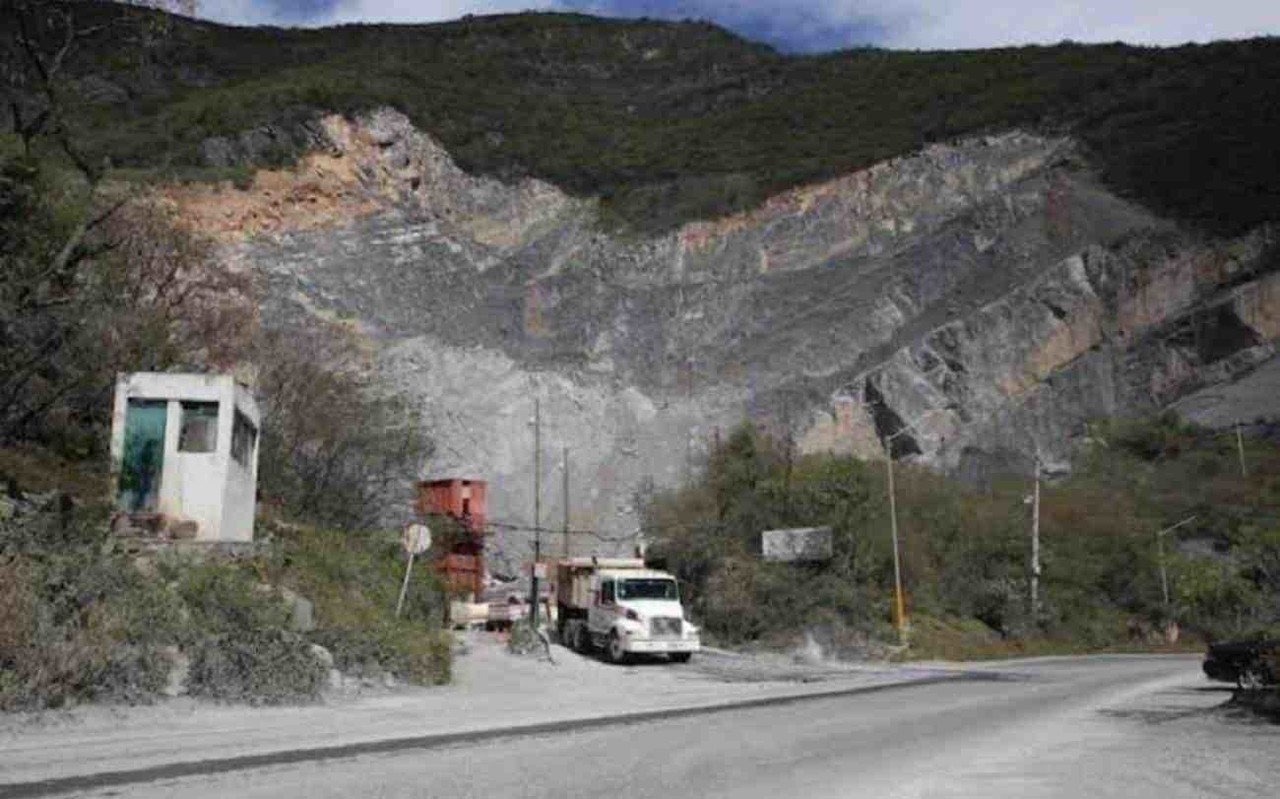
(23, 4), (1280, 235)
(13, 6), (1279, 559)
(167, 108), (1278, 562)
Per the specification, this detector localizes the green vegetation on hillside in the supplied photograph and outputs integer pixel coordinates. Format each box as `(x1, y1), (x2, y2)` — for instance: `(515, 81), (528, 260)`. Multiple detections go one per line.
(641, 416), (1280, 658)
(0, 4), (446, 707)
(11, 3), (1279, 234)
(0, 451), (450, 709)
(0, 151), (444, 706)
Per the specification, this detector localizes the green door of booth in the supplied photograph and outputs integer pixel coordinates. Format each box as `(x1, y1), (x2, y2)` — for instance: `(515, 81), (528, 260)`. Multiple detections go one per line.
(118, 400), (167, 512)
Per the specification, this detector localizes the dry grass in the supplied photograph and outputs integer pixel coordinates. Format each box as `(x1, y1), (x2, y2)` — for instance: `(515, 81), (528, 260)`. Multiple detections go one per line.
(901, 614), (1204, 662)
(0, 447), (109, 500)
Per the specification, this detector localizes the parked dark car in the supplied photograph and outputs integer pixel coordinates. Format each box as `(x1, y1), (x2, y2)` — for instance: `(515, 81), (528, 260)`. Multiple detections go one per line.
(1203, 636), (1279, 689)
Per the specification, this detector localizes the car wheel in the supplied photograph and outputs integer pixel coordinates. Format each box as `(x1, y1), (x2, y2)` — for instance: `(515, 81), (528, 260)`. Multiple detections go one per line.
(669, 652), (692, 664)
(1237, 665), (1266, 691)
(606, 631), (629, 665)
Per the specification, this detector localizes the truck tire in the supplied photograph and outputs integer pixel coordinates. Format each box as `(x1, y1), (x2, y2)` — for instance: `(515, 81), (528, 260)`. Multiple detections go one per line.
(572, 622), (591, 654)
(606, 631), (630, 665)
(669, 652), (692, 664)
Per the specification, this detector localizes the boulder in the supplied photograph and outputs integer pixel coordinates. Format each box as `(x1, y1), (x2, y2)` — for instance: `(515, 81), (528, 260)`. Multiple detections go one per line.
(160, 645), (190, 698)
(308, 643), (335, 670)
(168, 520), (200, 540)
(280, 587), (316, 632)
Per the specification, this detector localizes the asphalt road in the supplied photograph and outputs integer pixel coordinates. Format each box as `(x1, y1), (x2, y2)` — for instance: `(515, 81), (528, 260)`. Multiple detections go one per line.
(54, 656), (1280, 798)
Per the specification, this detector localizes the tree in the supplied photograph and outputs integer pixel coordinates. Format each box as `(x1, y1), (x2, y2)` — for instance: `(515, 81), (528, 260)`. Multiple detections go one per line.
(253, 323), (434, 531)
(0, 1), (239, 450)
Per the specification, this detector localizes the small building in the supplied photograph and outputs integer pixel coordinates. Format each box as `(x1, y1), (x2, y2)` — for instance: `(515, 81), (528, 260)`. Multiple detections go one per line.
(110, 373), (261, 542)
(416, 478), (488, 599)
(415, 478), (487, 533)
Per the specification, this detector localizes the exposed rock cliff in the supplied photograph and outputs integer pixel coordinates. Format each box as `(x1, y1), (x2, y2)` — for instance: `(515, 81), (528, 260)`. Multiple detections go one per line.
(170, 109), (1279, 564)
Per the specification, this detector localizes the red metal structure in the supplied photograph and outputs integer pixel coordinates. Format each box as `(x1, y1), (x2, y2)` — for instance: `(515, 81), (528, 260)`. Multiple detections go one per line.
(416, 478), (488, 599)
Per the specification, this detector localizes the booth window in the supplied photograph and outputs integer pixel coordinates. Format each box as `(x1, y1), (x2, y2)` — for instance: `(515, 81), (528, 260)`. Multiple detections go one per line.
(232, 410), (257, 466)
(179, 402), (219, 453)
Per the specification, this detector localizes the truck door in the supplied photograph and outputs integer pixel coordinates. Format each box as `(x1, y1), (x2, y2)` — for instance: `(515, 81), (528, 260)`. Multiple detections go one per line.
(589, 577), (615, 633)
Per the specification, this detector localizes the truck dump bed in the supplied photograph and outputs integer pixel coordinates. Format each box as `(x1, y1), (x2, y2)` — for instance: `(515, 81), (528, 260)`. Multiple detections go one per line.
(555, 557), (644, 610)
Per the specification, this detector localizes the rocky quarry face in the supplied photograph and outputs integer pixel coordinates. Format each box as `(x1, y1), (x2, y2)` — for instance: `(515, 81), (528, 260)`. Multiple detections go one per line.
(172, 108), (1279, 567)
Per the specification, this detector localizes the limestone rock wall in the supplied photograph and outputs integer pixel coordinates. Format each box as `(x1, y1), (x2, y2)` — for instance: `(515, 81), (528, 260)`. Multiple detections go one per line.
(172, 108), (1280, 562)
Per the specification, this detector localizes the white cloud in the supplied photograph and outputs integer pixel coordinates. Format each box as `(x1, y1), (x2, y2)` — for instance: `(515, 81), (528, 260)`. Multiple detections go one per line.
(197, 0), (555, 27)
(320, 0), (555, 25)
(196, 0), (1280, 47)
(198, 0), (287, 25)
(824, 0), (1279, 49)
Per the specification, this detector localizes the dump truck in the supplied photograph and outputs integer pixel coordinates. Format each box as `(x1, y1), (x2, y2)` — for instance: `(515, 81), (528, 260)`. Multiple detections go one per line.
(556, 557), (700, 664)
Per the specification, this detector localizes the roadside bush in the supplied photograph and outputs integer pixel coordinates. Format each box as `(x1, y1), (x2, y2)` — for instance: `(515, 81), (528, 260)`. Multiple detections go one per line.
(0, 562), (176, 710)
(171, 562), (327, 703)
(252, 521), (452, 685)
(310, 622), (451, 685)
(0, 500), (184, 710)
(174, 564), (290, 637)
(186, 628), (326, 704)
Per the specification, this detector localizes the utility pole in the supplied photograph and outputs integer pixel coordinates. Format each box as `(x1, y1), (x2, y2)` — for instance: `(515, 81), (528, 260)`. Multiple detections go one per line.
(858, 398), (946, 644)
(562, 446), (570, 560)
(863, 404), (946, 645)
(1030, 449), (1041, 622)
(1236, 420), (1248, 478)
(883, 435), (906, 643)
(1157, 515), (1198, 611)
(530, 398), (542, 629)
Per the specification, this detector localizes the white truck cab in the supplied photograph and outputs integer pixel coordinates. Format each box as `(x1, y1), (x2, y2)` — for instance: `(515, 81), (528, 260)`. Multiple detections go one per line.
(557, 558), (700, 664)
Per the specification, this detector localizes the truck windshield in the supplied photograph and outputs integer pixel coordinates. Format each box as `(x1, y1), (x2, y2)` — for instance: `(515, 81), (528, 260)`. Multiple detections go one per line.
(618, 579), (678, 600)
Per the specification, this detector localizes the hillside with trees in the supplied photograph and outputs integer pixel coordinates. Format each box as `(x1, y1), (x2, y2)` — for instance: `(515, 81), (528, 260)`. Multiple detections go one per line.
(642, 417), (1280, 657)
(1, 0), (447, 709)
(5, 2), (1279, 234)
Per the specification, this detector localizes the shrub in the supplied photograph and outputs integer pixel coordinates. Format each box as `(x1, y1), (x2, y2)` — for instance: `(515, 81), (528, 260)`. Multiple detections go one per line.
(186, 628), (326, 704)
(0, 499), (185, 709)
(170, 562), (329, 702)
(310, 622), (451, 685)
(253, 520), (452, 685)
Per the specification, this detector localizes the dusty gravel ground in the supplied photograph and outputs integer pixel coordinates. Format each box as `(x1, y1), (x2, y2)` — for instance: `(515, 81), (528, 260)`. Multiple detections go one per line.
(48, 655), (1278, 799)
(0, 632), (946, 788)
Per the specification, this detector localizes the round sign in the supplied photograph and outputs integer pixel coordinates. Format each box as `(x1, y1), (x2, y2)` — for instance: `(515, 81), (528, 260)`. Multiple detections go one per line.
(403, 523), (432, 556)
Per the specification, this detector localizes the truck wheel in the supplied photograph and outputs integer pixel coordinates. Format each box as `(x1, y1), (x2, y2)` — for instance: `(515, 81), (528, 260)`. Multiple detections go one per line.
(606, 631), (630, 665)
(572, 622), (591, 654)
(669, 652), (692, 664)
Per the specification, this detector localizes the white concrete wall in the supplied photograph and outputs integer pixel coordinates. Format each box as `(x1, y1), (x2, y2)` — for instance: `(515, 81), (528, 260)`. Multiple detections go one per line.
(219, 382), (261, 543)
(112, 373), (261, 542)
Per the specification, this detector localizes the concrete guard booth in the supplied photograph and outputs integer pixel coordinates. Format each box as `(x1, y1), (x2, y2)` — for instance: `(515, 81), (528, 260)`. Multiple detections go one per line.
(110, 373), (261, 542)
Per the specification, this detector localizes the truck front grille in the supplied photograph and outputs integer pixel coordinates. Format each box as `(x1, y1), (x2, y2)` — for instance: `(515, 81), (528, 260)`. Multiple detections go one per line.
(650, 617), (683, 638)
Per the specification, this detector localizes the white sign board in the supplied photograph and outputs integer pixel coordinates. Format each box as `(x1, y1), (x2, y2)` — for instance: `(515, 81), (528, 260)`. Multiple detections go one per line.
(761, 527), (834, 562)
(403, 523), (432, 556)
(533, 562), (548, 580)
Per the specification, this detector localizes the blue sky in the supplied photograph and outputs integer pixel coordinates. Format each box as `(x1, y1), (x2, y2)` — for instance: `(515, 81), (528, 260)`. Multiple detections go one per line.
(199, 1), (1280, 52)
